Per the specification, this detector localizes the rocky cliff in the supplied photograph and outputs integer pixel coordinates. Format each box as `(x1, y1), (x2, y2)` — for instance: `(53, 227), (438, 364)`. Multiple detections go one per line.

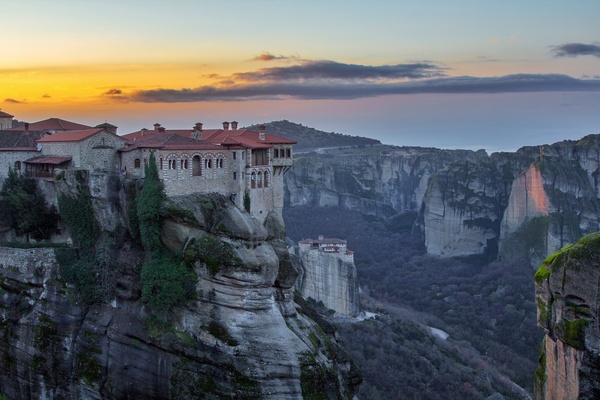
(285, 134), (600, 261)
(291, 246), (359, 318)
(0, 172), (360, 399)
(533, 231), (600, 400)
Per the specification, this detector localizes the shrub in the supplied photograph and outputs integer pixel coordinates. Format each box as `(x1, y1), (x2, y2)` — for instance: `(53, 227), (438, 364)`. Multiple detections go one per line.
(0, 167), (59, 240)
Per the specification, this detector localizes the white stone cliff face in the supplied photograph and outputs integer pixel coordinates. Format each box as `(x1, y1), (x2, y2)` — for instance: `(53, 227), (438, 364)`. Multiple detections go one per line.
(292, 247), (359, 317)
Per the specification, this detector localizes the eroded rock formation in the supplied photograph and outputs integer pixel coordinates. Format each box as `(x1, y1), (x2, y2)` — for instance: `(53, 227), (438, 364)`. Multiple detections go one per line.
(285, 134), (600, 261)
(0, 174), (360, 399)
(291, 244), (359, 317)
(533, 232), (600, 400)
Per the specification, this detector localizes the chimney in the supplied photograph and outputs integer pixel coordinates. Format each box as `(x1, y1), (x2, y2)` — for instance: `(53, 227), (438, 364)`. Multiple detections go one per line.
(222, 121), (230, 130)
(194, 122), (203, 131)
(153, 123), (161, 131)
(318, 235), (324, 240)
(231, 121), (238, 130)
(258, 124), (266, 140)
(24, 122), (29, 134)
(158, 126), (166, 132)
(141, 128), (147, 136)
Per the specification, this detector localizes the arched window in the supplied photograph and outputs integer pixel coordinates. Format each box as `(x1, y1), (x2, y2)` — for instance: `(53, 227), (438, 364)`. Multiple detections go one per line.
(204, 158), (212, 169)
(169, 159), (176, 170)
(264, 171), (269, 188)
(216, 157), (224, 168)
(257, 171), (263, 188)
(181, 159), (188, 169)
(14, 161), (21, 171)
(160, 158), (164, 170)
(134, 158), (141, 168)
(192, 155), (201, 176)
(251, 171), (256, 188)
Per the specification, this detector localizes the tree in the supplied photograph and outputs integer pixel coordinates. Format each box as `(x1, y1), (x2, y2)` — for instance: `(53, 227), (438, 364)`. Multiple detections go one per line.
(0, 168), (59, 240)
(137, 154), (165, 253)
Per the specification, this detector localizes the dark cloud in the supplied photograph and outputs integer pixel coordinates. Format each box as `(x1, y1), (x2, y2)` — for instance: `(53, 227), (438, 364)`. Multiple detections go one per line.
(130, 73), (600, 103)
(552, 43), (600, 58)
(42, 94), (51, 98)
(252, 52), (296, 61)
(3, 98), (24, 104)
(232, 60), (447, 82)
(103, 88), (123, 96)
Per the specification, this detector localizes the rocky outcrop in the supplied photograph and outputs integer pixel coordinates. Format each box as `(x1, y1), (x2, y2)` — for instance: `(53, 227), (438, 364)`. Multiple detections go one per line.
(291, 246), (359, 317)
(533, 232), (600, 400)
(285, 134), (600, 261)
(0, 175), (360, 398)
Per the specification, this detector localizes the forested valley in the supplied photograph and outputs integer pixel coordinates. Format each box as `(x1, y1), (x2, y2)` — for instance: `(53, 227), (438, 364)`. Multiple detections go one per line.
(284, 205), (542, 399)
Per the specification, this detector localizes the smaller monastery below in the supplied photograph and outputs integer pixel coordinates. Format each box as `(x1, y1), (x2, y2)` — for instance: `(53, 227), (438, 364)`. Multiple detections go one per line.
(291, 235), (359, 317)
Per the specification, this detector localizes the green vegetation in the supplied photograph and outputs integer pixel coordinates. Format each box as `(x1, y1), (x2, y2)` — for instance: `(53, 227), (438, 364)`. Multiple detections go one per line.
(0, 167), (59, 240)
(183, 237), (241, 276)
(243, 189), (251, 213)
(534, 337), (547, 389)
(557, 319), (588, 350)
(534, 265), (551, 285)
(140, 251), (195, 312)
(57, 190), (100, 252)
(137, 153), (197, 315)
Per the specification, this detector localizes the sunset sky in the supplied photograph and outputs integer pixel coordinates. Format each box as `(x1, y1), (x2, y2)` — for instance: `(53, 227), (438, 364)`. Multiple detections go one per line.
(2, 0), (599, 152)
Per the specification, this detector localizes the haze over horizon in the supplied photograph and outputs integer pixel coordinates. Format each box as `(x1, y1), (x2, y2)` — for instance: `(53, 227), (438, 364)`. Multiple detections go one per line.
(2, 0), (599, 153)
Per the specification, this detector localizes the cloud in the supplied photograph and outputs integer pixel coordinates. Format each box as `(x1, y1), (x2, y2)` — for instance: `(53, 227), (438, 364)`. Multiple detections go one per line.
(130, 73), (600, 103)
(252, 51), (297, 61)
(231, 60), (447, 82)
(4, 98), (25, 104)
(102, 88), (123, 96)
(551, 42), (600, 58)
(42, 94), (51, 98)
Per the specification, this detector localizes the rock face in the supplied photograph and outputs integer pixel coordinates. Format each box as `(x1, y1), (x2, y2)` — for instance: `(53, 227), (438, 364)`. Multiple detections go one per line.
(0, 173), (361, 399)
(291, 245), (359, 317)
(533, 232), (600, 400)
(285, 134), (600, 261)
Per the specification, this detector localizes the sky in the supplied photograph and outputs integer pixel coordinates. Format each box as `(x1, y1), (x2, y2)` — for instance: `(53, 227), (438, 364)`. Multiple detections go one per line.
(1, 0), (600, 153)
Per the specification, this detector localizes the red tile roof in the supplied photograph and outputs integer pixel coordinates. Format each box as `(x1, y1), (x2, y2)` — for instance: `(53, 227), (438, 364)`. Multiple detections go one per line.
(24, 156), (72, 165)
(37, 129), (104, 143)
(202, 129), (296, 148)
(9, 118), (92, 131)
(0, 111), (14, 118)
(120, 132), (222, 152)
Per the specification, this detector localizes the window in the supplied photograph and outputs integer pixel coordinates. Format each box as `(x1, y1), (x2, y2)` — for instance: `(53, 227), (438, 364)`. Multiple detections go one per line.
(160, 158), (163, 169)
(134, 158), (141, 168)
(204, 158), (212, 169)
(169, 159), (176, 170)
(274, 149), (279, 158)
(233, 171), (237, 180)
(264, 171), (269, 188)
(286, 148), (291, 158)
(181, 159), (188, 169)
(192, 155), (201, 176)
(14, 161), (21, 171)
(251, 171), (256, 188)
(216, 158), (223, 168)
(233, 152), (237, 160)
(257, 171), (263, 188)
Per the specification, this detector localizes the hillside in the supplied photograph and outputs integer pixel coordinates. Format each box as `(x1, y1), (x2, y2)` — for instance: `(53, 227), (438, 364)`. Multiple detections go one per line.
(244, 120), (380, 151)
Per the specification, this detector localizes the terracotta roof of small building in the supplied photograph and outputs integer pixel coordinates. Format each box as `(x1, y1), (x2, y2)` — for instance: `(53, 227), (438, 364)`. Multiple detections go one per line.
(0, 111), (14, 118)
(202, 129), (296, 148)
(37, 128), (104, 143)
(299, 237), (347, 245)
(120, 132), (222, 152)
(24, 156), (72, 165)
(9, 118), (92, 131)
(0, 130), (45, 148)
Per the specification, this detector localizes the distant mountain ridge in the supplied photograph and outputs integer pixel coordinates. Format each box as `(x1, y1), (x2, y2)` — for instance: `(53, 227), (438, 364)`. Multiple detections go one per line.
(244, 120), (380, 151)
